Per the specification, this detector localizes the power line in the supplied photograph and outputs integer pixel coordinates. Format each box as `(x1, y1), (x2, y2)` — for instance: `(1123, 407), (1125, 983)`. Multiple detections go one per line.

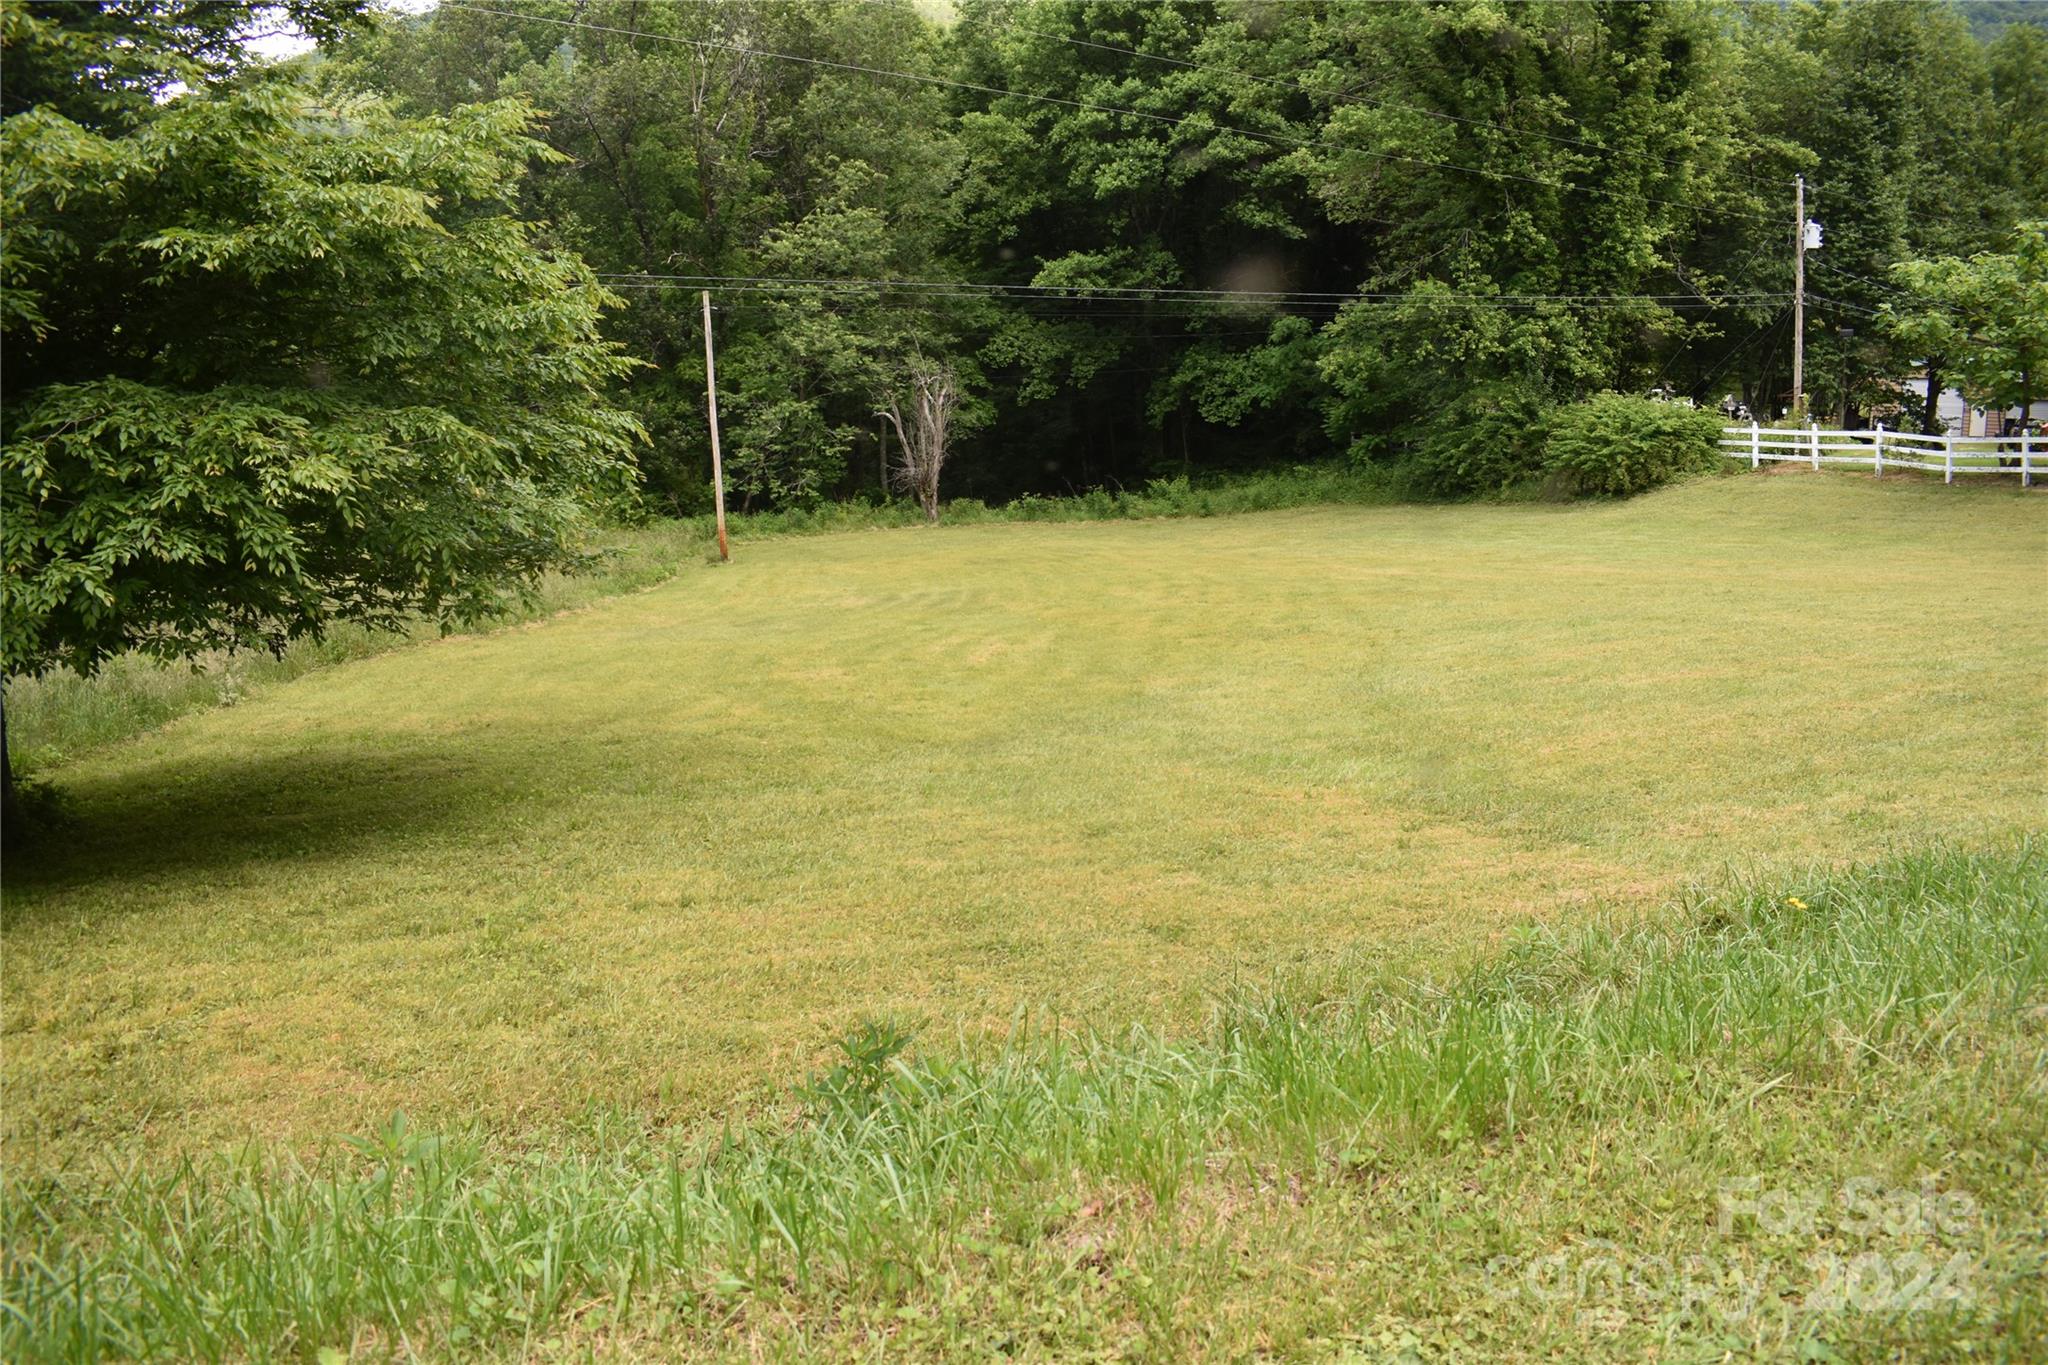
(601, 272), (1369, 299)
(1811, 260), (1975, 327)
(1806, 292), (1889, 320)
(439, 0), (1777, 226)
(609, 288), (1775, 311)
(596, 271), (1787, 306)
(606, 284), (1783, 319)
(1810, 258), (1921, 299)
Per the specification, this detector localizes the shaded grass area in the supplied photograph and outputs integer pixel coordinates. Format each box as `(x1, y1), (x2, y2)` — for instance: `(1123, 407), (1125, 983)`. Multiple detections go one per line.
(4, 845), (2044, 1360)
(4, 465), (1400, 778)
(2, 521), (710, 780)
(2, 475), (2043, 1173)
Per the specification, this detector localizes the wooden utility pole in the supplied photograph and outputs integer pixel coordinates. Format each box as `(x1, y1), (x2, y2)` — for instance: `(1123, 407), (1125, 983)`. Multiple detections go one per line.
(700, 289), (729, 562)
(1791, 174), (1806, 423)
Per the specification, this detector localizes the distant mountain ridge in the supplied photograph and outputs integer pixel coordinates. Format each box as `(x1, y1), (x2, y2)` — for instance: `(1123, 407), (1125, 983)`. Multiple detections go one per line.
(1957, 0), (2048, 40)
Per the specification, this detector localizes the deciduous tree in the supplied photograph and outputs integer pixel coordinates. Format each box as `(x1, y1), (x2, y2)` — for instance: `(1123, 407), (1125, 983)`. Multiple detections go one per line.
(0, 2), (640, 820)
(1883, 223), (2048, 433)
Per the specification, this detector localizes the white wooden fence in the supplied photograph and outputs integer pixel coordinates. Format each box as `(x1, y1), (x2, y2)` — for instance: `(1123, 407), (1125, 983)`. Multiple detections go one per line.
(1721, 423), (2038, 486)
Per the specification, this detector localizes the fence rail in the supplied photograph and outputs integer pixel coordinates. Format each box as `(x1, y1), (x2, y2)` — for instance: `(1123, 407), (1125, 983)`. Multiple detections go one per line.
(1721, 423), (2037, 485)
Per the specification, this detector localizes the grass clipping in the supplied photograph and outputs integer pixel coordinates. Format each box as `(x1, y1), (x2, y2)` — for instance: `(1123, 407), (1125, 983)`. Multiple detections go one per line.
(6, 842), (2046, 1360)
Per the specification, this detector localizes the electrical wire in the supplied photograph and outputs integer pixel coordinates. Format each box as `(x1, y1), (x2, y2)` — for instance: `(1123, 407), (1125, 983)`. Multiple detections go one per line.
(606, 286), (1776, 318)
(1807, 292), (1889, 320)
(1809, 258), (1929, 302)
(597, 272), (1787, 307)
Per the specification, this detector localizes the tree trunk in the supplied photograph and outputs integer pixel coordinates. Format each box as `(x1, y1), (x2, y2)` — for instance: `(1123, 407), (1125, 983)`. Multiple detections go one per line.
(1, 686), (18, 839)
(1923, 359), (1944, 435)
(881, 359), (955, 524)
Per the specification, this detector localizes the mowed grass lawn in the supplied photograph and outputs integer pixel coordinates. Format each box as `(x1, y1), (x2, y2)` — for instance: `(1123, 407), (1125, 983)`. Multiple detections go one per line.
(3, 473), (2044, 1170)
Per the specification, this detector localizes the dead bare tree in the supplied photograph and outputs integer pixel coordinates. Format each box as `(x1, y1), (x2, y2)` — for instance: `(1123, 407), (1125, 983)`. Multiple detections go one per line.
(878, 355), (960, 522)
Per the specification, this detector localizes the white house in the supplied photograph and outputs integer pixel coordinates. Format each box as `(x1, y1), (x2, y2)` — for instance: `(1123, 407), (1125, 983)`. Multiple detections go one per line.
(1899, 378), (2048, 435)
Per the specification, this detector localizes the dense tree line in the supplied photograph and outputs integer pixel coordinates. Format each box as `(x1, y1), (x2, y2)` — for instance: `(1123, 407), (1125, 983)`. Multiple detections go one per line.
(8, 0), (2043, 529)
(313, 0), (2046, 507)
(4, 0), (2041, 820)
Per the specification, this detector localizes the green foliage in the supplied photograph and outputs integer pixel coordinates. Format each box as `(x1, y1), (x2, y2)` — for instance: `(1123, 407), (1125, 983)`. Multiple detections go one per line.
(796, 1020), (915, 1125)
(327, 0), (973, 511)
(1310, 2), (1734, 456)
(1409, 381), (1555, 496)
(946, 0), (1330, 485)
(0, 0), (370, 131)
(1768, 1), (2008, 424)
(1884, 221), (2048, 419)
(1, 55), (641, 679)
(1987, 24), (2048, 215)
(302, 0), (2047, 497)
(1543, 393), (1725, 497)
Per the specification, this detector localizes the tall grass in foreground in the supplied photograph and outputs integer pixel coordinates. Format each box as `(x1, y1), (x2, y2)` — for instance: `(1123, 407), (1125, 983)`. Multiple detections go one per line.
(4, 844), (2043, 1360)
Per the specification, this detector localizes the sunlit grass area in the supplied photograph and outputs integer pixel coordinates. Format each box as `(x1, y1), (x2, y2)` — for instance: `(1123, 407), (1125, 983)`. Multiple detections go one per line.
(2, 465), (1394, 778)
(3, 475), (2044, 1173)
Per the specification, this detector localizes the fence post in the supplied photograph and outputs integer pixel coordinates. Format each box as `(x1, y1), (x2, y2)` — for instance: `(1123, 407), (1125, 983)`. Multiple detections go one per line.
(1750, 420), (1760, 469)
(1945, 445), (1954, 484)
(1873, 421), (1884, 477)
(1810, 421), (1821, 471)
(2024, 433), (2034, 489)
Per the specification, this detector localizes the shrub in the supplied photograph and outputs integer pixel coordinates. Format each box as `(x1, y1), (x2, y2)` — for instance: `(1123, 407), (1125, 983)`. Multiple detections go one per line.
(1543, 393), (1726, 497)
(1409, 381), (1555, 495)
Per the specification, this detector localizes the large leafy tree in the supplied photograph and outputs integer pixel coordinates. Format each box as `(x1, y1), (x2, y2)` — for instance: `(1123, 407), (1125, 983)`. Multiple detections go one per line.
(0, 0), (371, 128)
(1307, 0), (1740, 477)
(1883, 222), (2048, 430)
(0, 1), (642, 814)
(332, 0), (971, 511)
(1781, 0), (2003, 425)
(1987, 22), (2048, 225)
(948, 0), (1334, 491)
